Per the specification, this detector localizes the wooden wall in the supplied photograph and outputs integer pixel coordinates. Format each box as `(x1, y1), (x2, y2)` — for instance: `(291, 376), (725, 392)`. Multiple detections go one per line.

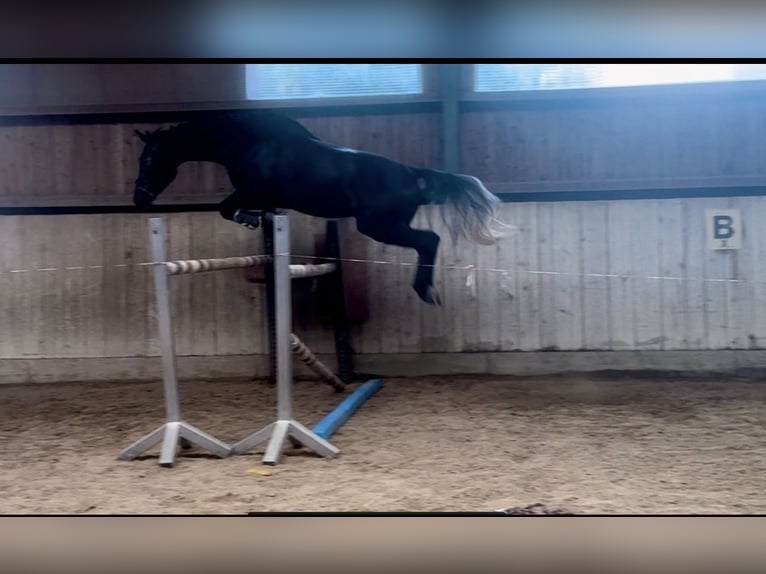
(1, 196), (765, 364)
(461, 93), (766, 193)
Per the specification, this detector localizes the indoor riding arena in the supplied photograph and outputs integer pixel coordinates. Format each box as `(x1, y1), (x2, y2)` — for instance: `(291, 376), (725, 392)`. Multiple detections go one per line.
(1, 63), (765, 515)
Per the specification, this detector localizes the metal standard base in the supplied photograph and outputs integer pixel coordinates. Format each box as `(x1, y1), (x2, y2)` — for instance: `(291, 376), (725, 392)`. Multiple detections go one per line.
(118, 421), (232, 468)
(230, 419), (339, 465)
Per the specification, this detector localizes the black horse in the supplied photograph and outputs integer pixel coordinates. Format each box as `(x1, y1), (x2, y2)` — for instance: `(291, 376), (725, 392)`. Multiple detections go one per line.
(133, 111), (507, 305)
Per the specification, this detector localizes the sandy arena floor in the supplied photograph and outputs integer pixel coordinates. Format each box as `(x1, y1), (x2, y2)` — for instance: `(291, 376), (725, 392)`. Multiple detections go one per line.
(0, 373), (764, 514)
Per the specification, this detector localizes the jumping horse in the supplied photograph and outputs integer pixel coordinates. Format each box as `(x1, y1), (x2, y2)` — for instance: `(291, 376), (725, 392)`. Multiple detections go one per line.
(133, 110), (507, 305)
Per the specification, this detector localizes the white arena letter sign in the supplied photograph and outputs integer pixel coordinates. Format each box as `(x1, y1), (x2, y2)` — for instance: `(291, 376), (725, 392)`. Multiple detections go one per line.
(706, 209), (741, 250)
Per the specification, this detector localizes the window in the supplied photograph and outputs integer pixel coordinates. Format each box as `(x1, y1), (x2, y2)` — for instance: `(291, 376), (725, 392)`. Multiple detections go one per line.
(474, 64), (766, 93)
(245, 64), (423, 100)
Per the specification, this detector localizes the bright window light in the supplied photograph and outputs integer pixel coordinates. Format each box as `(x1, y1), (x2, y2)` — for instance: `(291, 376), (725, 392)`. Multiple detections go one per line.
(246, 64), (423, 100)
(475, 64), (766, 92)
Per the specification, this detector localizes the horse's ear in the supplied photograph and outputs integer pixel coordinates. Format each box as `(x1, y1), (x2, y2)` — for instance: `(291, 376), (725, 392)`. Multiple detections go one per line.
(134, 129), (149, 142)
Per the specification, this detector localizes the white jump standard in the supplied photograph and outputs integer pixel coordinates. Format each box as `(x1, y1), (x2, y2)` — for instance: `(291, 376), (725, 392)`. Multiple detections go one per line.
(118, 217), (233, 467)
(230, 214), (339, 464)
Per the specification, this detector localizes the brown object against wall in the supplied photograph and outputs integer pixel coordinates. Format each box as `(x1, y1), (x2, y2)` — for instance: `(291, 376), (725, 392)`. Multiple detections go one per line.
(334, 218), (369, 325)
(312, 218), (369, 326)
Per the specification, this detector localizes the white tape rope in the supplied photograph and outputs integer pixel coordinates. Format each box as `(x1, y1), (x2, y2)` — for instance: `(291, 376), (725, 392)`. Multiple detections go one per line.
(0, 253), (756, 285)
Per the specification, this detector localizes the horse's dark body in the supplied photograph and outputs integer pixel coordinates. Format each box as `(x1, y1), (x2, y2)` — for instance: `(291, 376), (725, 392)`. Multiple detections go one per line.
(134, 111), (505, 304)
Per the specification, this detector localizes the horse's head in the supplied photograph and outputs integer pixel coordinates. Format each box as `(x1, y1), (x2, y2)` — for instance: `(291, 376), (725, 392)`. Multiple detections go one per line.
(133, 128), (179, 207)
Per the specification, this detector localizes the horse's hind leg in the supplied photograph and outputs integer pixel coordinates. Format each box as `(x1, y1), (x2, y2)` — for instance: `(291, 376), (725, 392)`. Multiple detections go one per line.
(357, 219), (442, 305)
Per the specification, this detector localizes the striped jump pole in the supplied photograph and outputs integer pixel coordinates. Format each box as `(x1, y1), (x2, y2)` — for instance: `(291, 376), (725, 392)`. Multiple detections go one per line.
(164, 257), (332, 279)
(291, 334), (345, 392)
(289, 263), (336, 279)
(164, 255), (273, 275)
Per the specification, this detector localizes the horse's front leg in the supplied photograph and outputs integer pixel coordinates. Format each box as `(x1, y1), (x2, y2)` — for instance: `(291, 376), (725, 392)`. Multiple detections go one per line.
(219, 189), (263, 230)
(357, 219), (442, 305)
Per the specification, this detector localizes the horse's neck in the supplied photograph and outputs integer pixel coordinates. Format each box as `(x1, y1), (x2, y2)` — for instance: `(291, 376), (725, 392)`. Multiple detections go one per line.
(166, 123), (237, 167)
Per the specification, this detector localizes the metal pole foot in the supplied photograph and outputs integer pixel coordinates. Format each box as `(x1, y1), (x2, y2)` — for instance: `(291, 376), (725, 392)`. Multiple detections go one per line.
(231, 419), (339, 466)
(118, 421), (231, 468)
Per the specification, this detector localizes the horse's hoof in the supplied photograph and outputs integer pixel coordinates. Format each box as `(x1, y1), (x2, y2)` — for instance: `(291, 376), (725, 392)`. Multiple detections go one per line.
(418, 286), (442, 306)
(233, 210), (261, 230)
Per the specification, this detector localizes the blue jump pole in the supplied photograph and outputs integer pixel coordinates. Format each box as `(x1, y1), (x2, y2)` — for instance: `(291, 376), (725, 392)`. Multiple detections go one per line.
(312, 379), (384, 440)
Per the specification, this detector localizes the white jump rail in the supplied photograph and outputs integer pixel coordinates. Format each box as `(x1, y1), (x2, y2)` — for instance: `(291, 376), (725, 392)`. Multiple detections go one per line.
(118, 214), (340, 467)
